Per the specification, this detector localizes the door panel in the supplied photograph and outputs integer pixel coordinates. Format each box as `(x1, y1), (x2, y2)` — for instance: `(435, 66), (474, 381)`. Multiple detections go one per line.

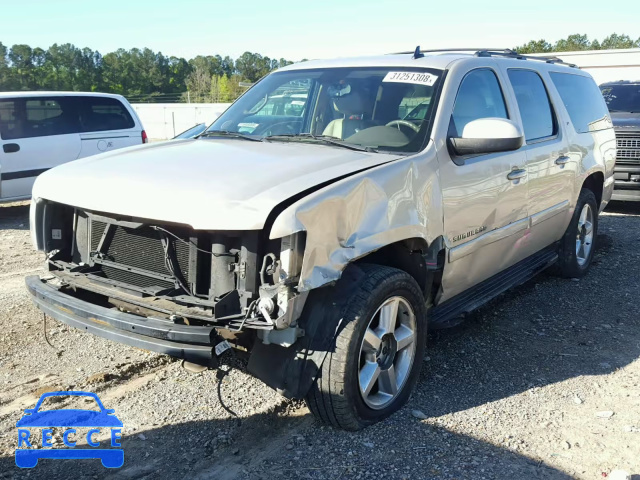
(521, 138), (574, 250)
(438, 148), (529, 301)
(504, 68), (574, 251)
(437, 67), (531, 303)
(0, 97), (82, 200)
(79, 132), (140, 159)
(1, 133), (81, 200)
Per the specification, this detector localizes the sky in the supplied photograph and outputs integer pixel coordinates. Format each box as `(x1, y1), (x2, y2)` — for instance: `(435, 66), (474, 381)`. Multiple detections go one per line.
(2, 0), (639, 61)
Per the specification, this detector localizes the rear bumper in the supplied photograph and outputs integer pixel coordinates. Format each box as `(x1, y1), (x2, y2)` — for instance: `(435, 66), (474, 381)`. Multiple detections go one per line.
(26, 275), (217, 365)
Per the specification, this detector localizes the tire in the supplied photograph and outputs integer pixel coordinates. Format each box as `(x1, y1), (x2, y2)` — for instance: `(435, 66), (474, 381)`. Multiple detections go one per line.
(305, 264), (427, 430)
(555, 188), (598, 278)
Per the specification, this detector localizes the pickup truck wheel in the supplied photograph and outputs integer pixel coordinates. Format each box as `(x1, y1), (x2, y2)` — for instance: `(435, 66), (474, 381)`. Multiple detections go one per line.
(555, 188), (598, 278)
(305, 264), (427, 430)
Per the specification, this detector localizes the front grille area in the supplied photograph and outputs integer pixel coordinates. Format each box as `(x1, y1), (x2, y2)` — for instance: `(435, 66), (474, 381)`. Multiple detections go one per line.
(616, 132), (640, 164)
(90, 220), (191, 291)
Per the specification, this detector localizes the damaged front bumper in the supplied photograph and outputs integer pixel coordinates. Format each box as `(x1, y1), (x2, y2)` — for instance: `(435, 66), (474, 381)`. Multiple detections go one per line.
(26, 275), (221, 365)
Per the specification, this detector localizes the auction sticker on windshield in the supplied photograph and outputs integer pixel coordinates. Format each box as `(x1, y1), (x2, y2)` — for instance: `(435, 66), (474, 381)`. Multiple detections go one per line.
(383, 72), (438, 86)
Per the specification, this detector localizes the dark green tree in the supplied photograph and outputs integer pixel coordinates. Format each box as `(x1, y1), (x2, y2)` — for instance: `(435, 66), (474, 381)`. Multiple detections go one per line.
(554, 34), (591, 51)
(515, 39), (552, 54)
(601, 33), (636, 49)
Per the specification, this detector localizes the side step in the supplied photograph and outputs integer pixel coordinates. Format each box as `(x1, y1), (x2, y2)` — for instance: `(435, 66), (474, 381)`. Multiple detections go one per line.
(429, 247), (558, 329)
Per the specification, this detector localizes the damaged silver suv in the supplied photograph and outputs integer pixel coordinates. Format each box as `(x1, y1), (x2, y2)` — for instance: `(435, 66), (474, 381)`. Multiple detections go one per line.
(27, 48), (616, 430)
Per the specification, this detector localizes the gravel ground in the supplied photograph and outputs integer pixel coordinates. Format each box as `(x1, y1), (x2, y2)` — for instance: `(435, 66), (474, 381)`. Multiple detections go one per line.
(0, 200), (638, 480)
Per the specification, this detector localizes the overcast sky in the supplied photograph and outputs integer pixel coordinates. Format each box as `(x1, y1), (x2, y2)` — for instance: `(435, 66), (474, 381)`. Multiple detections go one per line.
(2, 0), (638, 61)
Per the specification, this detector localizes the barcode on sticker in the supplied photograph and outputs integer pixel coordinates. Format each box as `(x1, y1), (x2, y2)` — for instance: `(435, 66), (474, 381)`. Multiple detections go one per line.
(382, 72), (438, 86)
(215, 340), (231, 356)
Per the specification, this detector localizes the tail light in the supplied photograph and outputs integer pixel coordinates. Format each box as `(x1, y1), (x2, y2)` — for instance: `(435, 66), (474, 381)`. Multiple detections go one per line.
(141, 130), (148, 144)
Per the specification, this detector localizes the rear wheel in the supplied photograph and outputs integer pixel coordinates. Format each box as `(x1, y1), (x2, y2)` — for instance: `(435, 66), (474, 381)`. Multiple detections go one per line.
(555, 188), (598, 278)
(305, 264), (427, 430)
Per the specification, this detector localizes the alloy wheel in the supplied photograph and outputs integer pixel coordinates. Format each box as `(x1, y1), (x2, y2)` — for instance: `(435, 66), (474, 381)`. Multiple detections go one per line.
(358, 296), (417, 410)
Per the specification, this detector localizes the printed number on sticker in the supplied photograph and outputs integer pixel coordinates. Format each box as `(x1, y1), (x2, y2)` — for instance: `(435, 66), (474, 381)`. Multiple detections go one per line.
(215, 340), (231, 356)
(383, 72), (438, 86)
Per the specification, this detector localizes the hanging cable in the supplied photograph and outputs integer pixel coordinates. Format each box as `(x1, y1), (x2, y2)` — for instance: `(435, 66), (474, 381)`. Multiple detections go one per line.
(150, 226), (235, 257)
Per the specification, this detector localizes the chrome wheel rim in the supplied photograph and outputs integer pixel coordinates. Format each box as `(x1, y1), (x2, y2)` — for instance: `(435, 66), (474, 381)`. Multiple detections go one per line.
(575, 203), (594, 266)
(358, 296), (417, 410)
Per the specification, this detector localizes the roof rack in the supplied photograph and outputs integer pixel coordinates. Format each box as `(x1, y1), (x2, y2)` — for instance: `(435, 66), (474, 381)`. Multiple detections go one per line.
(392, 47), (578, 68)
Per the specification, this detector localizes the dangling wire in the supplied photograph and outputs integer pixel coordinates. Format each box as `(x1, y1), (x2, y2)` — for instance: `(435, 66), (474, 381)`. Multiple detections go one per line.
(42, 314), (56, 350)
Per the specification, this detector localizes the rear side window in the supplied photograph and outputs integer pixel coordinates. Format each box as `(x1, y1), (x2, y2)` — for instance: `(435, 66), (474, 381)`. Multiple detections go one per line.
(507, 69), (556, 141)
(0, 96), (134, 140)
(0, 97), (80, 140)
(76, 97), (135, 132)
(550, 72), (610, 133)
(0, 100), (18, 140)
(451, 69), (508, 136)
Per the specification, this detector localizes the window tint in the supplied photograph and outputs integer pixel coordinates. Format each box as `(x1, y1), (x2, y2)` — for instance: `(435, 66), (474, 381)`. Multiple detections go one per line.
(0, 97), (80, 140)
(451, 69), (508, 136)
(76, 97), (134, 132)
(600, 84), (640, 113)
(0, 100), (17, 140)
(508, 70), (556, 141)
(550, 73), (611, 133)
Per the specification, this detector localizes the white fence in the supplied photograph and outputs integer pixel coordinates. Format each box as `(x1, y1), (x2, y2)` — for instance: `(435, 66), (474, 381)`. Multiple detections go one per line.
(131, 103), (231, 140)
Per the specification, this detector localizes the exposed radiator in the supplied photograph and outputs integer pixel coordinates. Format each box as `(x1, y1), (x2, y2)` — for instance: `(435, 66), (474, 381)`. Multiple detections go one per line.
(90, 220), (191, 291)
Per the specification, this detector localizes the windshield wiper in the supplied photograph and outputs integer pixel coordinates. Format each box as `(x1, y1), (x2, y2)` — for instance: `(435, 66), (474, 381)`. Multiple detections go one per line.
(264, 133), (377, 152)
(198, 130), (264, 142)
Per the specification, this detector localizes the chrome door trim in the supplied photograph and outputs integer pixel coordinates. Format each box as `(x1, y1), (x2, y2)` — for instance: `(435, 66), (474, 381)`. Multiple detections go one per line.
(449, 217), (529, 263)
(530, 200), (569, 227)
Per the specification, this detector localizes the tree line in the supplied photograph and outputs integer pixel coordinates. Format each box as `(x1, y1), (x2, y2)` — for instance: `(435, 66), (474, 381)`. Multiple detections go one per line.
(0, 34), (638, 102)
(515, 33), (639, 54)
(0, 42), (293, 102)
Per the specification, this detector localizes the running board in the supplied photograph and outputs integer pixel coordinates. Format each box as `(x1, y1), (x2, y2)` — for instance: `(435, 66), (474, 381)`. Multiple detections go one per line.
(429, 247), (558, 329)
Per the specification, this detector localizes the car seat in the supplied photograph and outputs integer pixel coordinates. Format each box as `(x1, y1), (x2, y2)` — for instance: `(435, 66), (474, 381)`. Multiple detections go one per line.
(322, 91), (372, 139)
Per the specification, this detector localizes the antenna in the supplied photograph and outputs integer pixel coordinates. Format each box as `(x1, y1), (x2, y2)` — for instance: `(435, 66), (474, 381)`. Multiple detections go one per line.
(413, 46), (424, 59)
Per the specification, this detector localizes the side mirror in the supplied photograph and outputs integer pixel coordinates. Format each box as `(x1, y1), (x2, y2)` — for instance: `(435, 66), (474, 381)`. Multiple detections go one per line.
(449, 118), (524, 156)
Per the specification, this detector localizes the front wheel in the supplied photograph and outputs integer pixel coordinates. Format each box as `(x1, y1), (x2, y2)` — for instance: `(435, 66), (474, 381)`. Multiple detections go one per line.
(305, 264), (427, 430)
(555, 188), (599, 278)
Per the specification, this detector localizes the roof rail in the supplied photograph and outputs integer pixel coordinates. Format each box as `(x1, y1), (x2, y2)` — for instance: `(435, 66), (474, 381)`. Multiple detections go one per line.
(391, 47), (578, 68)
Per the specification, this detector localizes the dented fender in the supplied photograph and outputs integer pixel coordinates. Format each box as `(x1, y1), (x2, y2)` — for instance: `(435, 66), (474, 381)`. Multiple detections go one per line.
(270, 145), (444, 291)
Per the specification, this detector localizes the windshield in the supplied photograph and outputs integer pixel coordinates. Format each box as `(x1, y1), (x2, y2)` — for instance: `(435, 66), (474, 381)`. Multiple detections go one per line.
(600, 84), (640, 113)
(207, 67), (442, 153)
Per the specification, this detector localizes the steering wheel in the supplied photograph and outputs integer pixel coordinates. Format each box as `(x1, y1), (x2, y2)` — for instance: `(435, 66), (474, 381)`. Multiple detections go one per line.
(385, 119), (421, 133)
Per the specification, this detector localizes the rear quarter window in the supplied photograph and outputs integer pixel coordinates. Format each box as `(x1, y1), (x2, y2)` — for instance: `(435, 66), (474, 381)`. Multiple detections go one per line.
(76, 97), (135, 133)
(549, 72), (610, 133)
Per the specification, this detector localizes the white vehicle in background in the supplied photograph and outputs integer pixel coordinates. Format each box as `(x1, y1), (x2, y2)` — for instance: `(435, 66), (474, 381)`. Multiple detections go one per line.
(0, 92), (146, 203)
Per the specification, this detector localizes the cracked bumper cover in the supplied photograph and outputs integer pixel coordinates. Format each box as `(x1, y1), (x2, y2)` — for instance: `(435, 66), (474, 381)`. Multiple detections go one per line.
(25, 275), (217, 365)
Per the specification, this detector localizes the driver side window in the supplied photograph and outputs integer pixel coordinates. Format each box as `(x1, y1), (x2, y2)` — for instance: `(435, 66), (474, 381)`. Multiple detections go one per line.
(451, 69), (508, 136)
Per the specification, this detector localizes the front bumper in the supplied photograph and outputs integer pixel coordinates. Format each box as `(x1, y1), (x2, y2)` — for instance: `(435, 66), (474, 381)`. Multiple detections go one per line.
(612, 164), (640, 201)
(26, 275), (218, 365)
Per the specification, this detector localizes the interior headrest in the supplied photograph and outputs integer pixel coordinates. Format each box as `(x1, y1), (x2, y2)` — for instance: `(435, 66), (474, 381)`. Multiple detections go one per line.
(333, 91), (366, 115)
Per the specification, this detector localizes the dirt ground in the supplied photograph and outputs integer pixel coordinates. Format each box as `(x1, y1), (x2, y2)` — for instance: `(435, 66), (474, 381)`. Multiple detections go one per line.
(0, 200), (638, 480)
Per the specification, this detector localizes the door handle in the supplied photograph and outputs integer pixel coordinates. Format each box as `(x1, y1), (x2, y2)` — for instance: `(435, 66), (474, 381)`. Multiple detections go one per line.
(507, 169), (527, 181)
(2, 143), (20, 153)
(555, 155), (570, 165)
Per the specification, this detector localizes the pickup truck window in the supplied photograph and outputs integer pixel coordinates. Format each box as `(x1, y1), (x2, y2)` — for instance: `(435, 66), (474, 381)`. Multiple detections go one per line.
(599, 83), (640, 114)
(208, 67), (443, 153)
